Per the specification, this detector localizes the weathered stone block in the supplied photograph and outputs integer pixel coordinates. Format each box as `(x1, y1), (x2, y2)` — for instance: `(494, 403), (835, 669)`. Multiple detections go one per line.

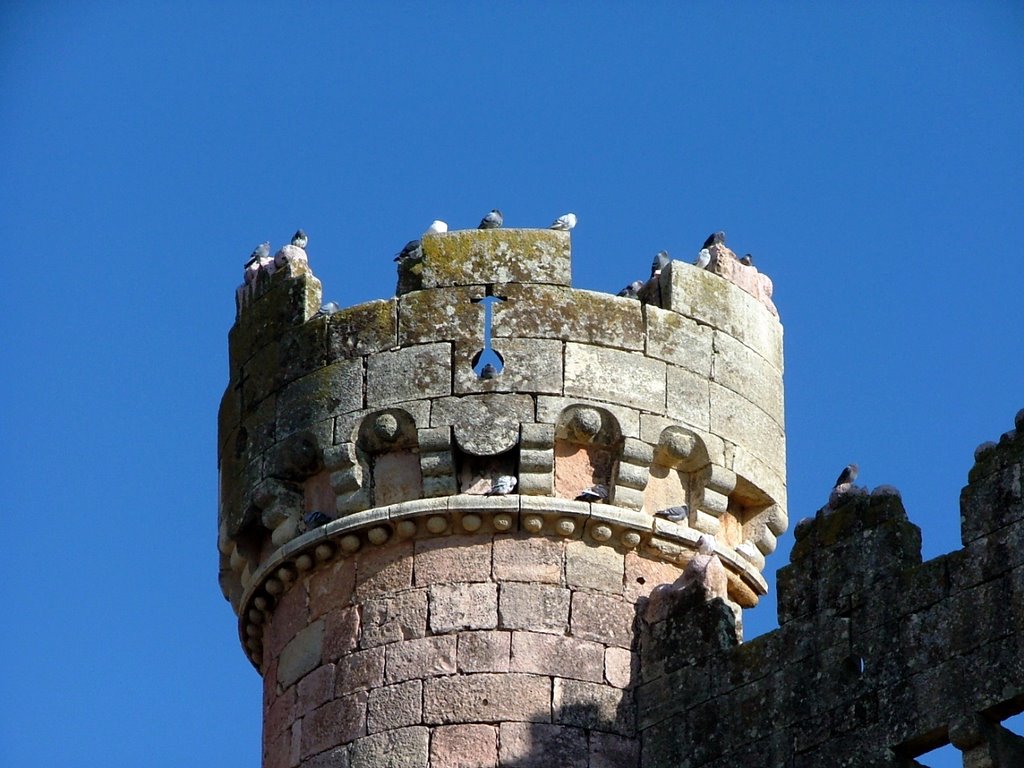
(604, 646), (637, 689)
(326, 299), (398, 362)
(385, 635), (457, 684)
(429, 582), (498, 633)
(417, 229), (571, 289)
(355, 541), (414, 600)
(267, 583), (311, 660)
(276, 360), (364, 439)
(309, 559), (355, 619)
(335, 646), (384, 695)
(712, 330), (784, 426)
(413, 535), (492, 585)
(571, 592), (636, 648)
(645, 307), (713, 375)
(553, 677), (635, 735)
(510, 630), (605, 682)
(564, 343), (666, 411)
(492, 534), (564, 583)
(709, 382), (786, 474)
(300, 691), (368, 759)
(457, 630), (511, 673)
(297, 662), (335, 717)
(323, 605), (361, 662)
(366, 680), (422, 734)
(537, 395), (641, 438)
(429, 724), (498, 768)
(430, 393), (532, 455)
(278, 619), (324, 689)
(398, 287), (484, 346)
(347, 726), (428, 768)
(359, 589), (428, 648)
(492, 284), (645, 351)
(666, 365), (711, 432)
(366, 344), (452, 408)
(565, 539), (625, 593)
(499, 583), (571, 634)
(498, 722), (588, 768)
(424, 673), (551, 724)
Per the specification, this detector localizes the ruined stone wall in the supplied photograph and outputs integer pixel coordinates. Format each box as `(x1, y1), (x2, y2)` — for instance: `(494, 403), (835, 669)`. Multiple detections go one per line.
(217, 229), (786, 767)
(639, 412), (1024, 767)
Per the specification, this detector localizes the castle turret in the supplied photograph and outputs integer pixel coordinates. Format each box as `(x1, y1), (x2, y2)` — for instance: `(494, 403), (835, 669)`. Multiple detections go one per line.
(217, 229), (786, 766)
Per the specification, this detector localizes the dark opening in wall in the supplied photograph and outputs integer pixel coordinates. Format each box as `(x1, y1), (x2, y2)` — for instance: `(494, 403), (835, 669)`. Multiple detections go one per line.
(453, 446), (519, 495)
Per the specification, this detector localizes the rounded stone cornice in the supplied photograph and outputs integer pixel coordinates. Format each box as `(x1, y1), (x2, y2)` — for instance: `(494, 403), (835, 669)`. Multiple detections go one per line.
(235, 495), (768, 668)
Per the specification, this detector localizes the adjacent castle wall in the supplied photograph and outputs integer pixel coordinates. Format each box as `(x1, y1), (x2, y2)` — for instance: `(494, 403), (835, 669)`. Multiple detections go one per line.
(639, 413), (1024, 767)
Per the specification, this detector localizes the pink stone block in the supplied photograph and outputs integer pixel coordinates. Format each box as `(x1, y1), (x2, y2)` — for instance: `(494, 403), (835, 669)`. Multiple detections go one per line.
(309, 559), (355, 620)
(423, 673), (551, 724)
(510, 631), (605, 683)
(265, 685), (296, 740)
(354, 541), (414, 600)
(266, 583), (310, 661)
(323, 605), (360, 662)
(366, 680), (423, 734)
(334, 646), (384, 695)
(623, 552), (683, 603)
(296, 663), (335, 717)
(498, 722), (587, 768)
(299, 691), (368, 759)
(429, 582), (498, 633)
(414, 535), (493, 585)
(385, 635), (457, 684)
(372, 451), (422, 506)
(492, 534), (564, 583)
(570, 592), (636, 649)
(456, 630), (511, 673)
(499, 583), (571, 635)
(430, 724), (498, 768)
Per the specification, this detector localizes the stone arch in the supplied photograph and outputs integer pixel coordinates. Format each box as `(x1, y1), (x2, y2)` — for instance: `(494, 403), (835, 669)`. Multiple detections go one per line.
(553, 405), (622, 501)
(644, 426), (709, 527)
(356, 409), (422, 506)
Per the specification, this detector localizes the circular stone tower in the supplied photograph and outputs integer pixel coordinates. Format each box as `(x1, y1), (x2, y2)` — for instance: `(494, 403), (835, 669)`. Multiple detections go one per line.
(218, 229), (786, 767)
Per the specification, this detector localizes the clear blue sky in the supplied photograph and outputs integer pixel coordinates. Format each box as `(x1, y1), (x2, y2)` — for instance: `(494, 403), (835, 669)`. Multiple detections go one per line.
(2, 4), (1021, 767)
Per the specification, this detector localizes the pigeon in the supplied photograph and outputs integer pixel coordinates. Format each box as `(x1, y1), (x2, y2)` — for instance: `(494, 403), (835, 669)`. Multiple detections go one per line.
(654, 505), (688, 522)
(617, 280), (645, 299)
(291, 229), (308, 248)
(425, 220), (448, 234)
(550, 213), (577, 231)
(651, 250), (671, 277)
(833, 464), (859, 488)
(739, 253), (753, 266)
(696, 533), (717, 555)
(486, 474), (517, 495)
(245, 241), (274, 280)
(479, 363), (499, 379)
(703, 231), (726, 249)
(478, 209), (503, 229)
(303, 510), (333, 530)
(316, 301), (341, 317)
(250, 241), (271, 261)
(575, 484), (608, 503)
(394, 239), (422, 262)
(694, 248), (711, 270)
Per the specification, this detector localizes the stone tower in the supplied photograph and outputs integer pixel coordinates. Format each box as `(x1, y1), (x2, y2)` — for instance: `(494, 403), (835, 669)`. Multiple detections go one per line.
(217, 229), (787, 766)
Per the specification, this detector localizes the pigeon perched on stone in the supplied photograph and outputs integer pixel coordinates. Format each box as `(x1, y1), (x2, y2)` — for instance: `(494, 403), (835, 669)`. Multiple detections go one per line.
(654, 505), (688, 522)
(245, 241), (274, 280)
(549, 213), (577, 231)
(617, 280), (645, 299)
(694, 248), (711, 270)
(291, 229), (308, 248)
(394, 239), (422, 262)
(833, 464), (859, 488)
(250, 241), (271, 261)
(478, 209), (503, 229)
(739, 253), (753, 266)
(303, 511), (333, 530)
(479, 363), (499, 379)
(426, 220), (448, 234)
(486, 475), (517, 495)
(316, 301), (341, 317)
(703, 231), (726, 249)
(651, 250), (671, 277)
(575, 484), (608, 503)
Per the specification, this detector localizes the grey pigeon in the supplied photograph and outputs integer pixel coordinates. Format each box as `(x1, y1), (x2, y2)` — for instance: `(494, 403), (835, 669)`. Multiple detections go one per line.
(651, 250), (671, 277)
(833, 464), (859, 488)
(550, 213), (577, 231)
(479, 363), (499, 379)
(291, 229), (308, 248)
(394, 239), (422, 262)
(316, 301), (341, 317)
(703, 231), (726, 249)
(575, 484), (608, 503)
(249, 241), (271, 262)
(486, 474), (517, 496)
(739, 253), (753, 266)
(694, 248), (711, 270)
(654, 505), (688, 522)
(478, 209), (503, 229)
(617, 280), (644, 299)
(303, 510), (333, 530)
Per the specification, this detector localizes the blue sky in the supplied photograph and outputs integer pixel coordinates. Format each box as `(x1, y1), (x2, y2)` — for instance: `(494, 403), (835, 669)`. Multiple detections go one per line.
(1, 4), (1021, 767)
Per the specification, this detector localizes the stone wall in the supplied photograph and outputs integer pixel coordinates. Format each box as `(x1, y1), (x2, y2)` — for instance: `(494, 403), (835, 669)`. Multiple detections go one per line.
(638, 412), (1024, 767)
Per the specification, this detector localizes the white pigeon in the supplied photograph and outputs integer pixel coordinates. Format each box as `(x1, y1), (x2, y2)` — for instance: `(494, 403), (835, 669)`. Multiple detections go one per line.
(486, 475), (517, 496)
(425, 220), (448, 234)
(549, 213), (577, 231)
(694, 248), (711, 269)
